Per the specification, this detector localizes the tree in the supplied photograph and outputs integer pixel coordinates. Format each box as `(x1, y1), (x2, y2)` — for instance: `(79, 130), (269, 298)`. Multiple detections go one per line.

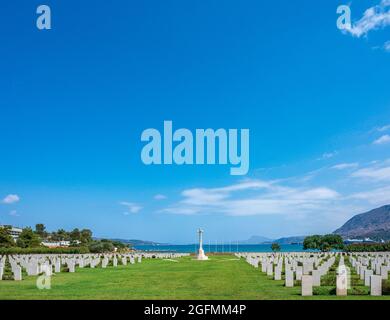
(70, 228), (81, 241)
(80, 229), (93, 244)
(111, 240), (128, 250)
(16, 227), (41, 248)
(54, 229), (70, 241)
(69, 240), (80, 247)
(88, 240), (114, 253)
(303, 235), (322, 251)
(320, 234), (344, 252)
(0, 226), (15, 248)
(35, 223), (47, 238)
(271, 243), (281, 252)
(303, 234), (344, 252)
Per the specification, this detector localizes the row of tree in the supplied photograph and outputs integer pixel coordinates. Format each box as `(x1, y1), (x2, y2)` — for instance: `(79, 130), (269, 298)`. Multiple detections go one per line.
(0, 224), (128, 253)
(269, 234), (345, 252)
(303, 234), (344, 251)
(34, 224), (93, 244)
(344, 242), (390, 252)
(0, 226), (41, 248)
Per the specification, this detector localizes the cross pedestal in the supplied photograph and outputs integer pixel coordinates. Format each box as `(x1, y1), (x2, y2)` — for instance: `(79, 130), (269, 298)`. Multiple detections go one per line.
(197, 228), (209, 261)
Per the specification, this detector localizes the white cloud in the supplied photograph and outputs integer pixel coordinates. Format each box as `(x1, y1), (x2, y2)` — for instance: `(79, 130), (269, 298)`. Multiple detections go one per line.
(331, 163), (359, 170)
(162, 179), (340, 217)
(318, 151), (338, 160)
(154, 194), (167, 200)
(343, 0), (390, 38)
(2, 194), (20, 204)
(119, 201), (142, 214)
(351, 166), (390, 181)
(377, 124), (390, 131)
(385, 41), (390, 51)
(349, 186), (390, 205)
(373, 134), (390, 145)
(160, 157), (390, 231)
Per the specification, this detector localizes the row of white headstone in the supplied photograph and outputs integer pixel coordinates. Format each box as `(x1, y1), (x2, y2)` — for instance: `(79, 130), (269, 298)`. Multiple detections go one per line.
(238, 252), (390, 297)
(348, 253), (390, 296)
(0, 252), (189, 281)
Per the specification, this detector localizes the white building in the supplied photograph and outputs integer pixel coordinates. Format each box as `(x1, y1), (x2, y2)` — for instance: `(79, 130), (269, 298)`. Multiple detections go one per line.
(0, 225), (23, 242)
(41, 240), (80, 248)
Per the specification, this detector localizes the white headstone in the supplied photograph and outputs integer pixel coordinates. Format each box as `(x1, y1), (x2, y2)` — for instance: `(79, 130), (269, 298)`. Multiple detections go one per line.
(274, 267), (281, 280)
(68, 262), (75, 273)
(55, 260), (61, 273)
(13, 266), (22, 281)
(312, 270), (321, 286)
(370, 275), (382, 296)
(301, 275), (313, 296)
(381, 266), (389, 280)
(336, 275), (347, 296)
(266, 263), (273, 276)
(364, 269), (373, 286)
(285, 270), (294, 287)
(296, 267), (303, 281)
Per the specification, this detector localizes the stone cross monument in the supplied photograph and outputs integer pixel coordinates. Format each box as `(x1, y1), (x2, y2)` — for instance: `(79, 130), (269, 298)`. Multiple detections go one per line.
(197, 228), (208, 260)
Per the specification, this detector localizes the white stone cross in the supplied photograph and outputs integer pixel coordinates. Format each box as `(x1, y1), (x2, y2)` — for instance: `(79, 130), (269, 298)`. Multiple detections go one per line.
(197, 228), (204, 250)
(197, 228), (208, 261)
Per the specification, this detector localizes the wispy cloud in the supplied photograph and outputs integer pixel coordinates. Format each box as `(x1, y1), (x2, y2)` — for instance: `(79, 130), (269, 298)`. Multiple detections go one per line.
(351, 165), (390, 181)
(2, 194), (20, 204)
(349, 186), (390, 205)
(377, 124), (390, 132)
(162, 154), (390, 221)
(385, 40), (390, 51)
(9, 210), (20, 217)
(154, 194), (167, 200)
(373, 134), (390, 145)
(119, 201), (142, 214)
(331, 162), (359, 170)
(162, 179), (340, 217)
(343, 0), (390, 38)
(317, 151), (338, 160)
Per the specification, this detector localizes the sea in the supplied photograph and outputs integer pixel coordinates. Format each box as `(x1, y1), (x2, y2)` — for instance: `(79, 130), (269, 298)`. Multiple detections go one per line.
(133, 243), (304, 253)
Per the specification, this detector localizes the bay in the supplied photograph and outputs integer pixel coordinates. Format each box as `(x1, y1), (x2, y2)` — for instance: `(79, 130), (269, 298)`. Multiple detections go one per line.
(134, 243), (304, 253)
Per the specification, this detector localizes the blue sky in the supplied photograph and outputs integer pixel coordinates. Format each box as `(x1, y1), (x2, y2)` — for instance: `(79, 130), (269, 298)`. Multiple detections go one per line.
(1, 0), (390, 243)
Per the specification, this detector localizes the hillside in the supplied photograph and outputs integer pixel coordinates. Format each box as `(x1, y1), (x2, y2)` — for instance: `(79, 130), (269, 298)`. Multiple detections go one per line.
(273, 236), (305, 245)
(94, 238), (167, 246)
(239, 235), (305, 245)
(334, 205), (390, 240)
(238, 236), (274, 244)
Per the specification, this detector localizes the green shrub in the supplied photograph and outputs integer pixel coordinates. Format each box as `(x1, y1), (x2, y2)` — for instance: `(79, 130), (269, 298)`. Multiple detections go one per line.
(345, 243), (390, 252)
(348, 286), (370, 295)
(313, 286), (336, 295)
(321, 275), (336, 286)
(382, 280), (390, 295)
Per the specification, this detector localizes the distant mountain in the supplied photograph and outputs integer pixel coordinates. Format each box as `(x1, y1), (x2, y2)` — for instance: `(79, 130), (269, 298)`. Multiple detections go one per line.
(272, 236), (305, 245)
(334, 205), (390, 240)
(239, 235), (274, 244)
(239, 235), (305, 245)
(98, 238), (168, 246)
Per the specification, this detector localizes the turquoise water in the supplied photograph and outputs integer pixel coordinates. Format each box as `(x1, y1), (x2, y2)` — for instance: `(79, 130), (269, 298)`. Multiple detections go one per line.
(134, 243), (304, 253)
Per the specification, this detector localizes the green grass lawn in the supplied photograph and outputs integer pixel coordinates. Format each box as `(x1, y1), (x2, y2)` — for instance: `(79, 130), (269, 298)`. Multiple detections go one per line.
(1, 255), (389, 300)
